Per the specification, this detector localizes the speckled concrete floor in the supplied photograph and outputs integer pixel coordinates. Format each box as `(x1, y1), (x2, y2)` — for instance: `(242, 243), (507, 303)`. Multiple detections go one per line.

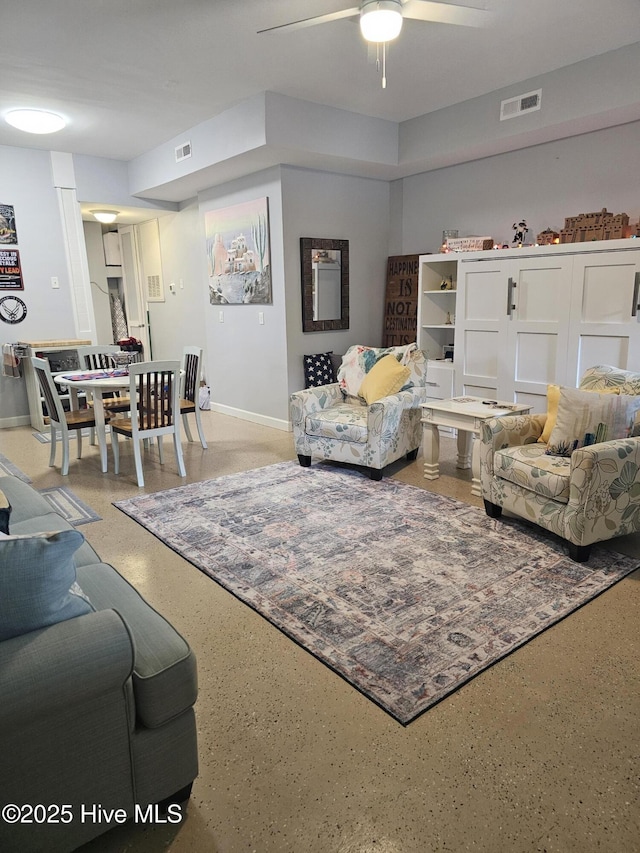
(1, 414), (638, 853)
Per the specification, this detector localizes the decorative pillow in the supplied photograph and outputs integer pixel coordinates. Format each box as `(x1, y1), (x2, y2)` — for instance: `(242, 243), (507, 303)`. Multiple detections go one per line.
(539, 383), (620, 444)
(0, 489), (10, 535)
(546, 386), (640, 457)
(337, 343), (417, 398)
(303, 352), (336, 388)
(0, 529), (94, 641)
(359, 354), (411, 404)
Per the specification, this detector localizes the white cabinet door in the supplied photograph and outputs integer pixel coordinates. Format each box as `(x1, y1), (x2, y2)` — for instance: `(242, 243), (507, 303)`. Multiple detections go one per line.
(455, 259), (507, 399)
(566, 250), (640, 383)
(502, 254), (574, 411)
(457, 254), (573, 411)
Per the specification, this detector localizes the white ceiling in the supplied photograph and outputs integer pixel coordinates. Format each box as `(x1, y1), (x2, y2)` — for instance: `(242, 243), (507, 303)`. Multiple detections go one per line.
(3, 0), (640, 167)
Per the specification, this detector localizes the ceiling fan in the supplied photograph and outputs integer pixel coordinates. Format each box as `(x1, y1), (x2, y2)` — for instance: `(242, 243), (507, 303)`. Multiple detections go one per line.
(258, 1), (490, 87)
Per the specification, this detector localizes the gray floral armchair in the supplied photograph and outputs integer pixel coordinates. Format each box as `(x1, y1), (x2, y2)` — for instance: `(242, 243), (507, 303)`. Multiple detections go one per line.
(290, 345), (428, 480)
(480, 365), (640, 562)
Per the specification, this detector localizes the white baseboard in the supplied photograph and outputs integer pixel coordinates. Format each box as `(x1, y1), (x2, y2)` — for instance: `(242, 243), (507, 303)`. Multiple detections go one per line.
(209, 402), (292, 432)
(0, 415), (31, 430)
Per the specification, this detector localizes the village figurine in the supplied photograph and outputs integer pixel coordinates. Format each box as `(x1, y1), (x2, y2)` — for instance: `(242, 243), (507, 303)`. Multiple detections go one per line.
(512, 220), (528, 245)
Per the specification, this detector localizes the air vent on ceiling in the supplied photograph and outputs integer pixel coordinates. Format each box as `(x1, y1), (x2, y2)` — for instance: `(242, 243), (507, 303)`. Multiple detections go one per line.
(500, 89), (542, 121)
(175, 140), (192, 162)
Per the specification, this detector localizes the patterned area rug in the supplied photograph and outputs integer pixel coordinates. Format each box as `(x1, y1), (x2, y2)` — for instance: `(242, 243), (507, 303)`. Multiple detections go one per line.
(0, 453), (31, 483)
(38, 486), (102, 526)
(114, 462), (639, 724)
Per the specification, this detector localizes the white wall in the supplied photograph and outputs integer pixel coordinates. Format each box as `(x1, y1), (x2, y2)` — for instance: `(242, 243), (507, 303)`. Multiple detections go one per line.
(150, 201), (208, 365)
(0, 146), (79, 423)
(199, 167), (289, 428)
(399, 120), (640, 255)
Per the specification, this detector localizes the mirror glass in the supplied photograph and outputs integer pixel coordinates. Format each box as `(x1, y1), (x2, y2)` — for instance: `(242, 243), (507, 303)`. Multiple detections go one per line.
(300, 237), (349, 332)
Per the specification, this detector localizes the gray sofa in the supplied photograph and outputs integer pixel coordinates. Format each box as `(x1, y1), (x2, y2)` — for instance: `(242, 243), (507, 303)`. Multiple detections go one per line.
(0, 475), (199, 853)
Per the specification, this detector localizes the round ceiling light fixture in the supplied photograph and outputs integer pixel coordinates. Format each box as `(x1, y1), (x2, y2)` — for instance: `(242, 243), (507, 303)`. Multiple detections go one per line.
(360, 0), (403, 42)
(91, 210), (119, 224)
(5, 108), (66, 134)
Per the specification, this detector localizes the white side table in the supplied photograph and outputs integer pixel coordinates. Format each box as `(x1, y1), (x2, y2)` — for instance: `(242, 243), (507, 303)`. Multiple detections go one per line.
(421, 396), (533, 496)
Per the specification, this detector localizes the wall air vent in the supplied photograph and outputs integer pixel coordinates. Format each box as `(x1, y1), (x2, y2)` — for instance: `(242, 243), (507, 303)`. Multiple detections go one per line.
(500, 89), (542, 121)
(175, 140), (192, 162)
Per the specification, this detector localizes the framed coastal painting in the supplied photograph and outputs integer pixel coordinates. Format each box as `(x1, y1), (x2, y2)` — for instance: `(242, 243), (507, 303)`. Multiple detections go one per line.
(205, 197), (272, 304)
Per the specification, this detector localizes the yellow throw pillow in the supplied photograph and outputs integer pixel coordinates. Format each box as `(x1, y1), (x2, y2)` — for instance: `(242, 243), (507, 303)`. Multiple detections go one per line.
(539, 383), (620, 444)
(359, 355), (411, 405)
(538, 384), (561, 444)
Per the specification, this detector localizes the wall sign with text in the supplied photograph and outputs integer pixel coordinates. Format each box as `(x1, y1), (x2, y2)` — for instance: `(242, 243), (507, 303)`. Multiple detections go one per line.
(0, 249), (24, 290)
(382, 254), (421, 347)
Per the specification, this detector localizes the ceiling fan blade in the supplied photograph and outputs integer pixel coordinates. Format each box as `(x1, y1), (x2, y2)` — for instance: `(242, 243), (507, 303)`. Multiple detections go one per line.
(258, 6), (360, 35)
(402, 0), (491, 28)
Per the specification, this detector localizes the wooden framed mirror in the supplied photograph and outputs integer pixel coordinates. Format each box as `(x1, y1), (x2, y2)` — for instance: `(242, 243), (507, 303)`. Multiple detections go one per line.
(300, 237), (349, 332)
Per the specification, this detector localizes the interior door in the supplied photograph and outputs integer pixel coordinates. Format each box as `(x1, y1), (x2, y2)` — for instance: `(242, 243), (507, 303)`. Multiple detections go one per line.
(119, 225), (151, 358)
(566, 250), (640, 384)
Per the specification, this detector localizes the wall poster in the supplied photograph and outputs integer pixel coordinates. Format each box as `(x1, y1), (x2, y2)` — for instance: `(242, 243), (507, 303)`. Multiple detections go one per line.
(205, 197), (272, 304)
(382, 254), (420, 347)
(0, 204), (18, 245)
(0, 248), (24, 290)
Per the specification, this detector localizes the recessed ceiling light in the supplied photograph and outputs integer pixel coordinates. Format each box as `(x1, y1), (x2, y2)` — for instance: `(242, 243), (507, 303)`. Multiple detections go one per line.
(5, 109), (66, 134)
(90, 210), (119, 224)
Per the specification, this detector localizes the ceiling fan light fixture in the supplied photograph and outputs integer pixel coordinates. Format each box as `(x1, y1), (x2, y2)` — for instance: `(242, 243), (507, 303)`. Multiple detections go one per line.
(360, 0), (403, 42)
(5, 108), (66, 134)
(91, 210), (119, 224)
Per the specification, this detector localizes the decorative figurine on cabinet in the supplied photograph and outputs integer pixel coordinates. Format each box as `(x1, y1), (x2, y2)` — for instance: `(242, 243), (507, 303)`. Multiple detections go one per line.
(512, 220), (528, 246)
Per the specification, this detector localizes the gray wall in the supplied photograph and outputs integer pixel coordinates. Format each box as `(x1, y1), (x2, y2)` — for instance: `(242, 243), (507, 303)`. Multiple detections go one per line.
(281, 166), (392, 396)
(399, 120), (640, 256)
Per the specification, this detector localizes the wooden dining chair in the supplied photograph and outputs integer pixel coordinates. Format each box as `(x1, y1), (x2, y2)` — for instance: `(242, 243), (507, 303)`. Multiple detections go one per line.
(110, 361), (186, 488)
(77, 345), (132, 415)
(31, 356), (104, 475)
(179, 346), (208, 449)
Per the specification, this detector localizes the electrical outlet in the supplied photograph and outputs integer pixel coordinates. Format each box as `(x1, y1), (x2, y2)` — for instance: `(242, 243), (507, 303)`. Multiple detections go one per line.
(219, 310), (224, 323)
(51, 276), (59, 289)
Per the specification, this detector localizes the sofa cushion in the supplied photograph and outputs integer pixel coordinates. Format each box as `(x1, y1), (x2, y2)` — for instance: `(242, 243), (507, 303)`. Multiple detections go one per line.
(303, 352), (335, 388)
(579, 364), (640, 395)
(337, 344), (416, 399)
(359, 354), (410, 404)
(305, 404), (369, 443)
(0, 530), (93, 640)
(76, 563), (198, 728)
(0, 476), (102, 567)
(495, 445), (572, 503)
(546, 386), (640, 456)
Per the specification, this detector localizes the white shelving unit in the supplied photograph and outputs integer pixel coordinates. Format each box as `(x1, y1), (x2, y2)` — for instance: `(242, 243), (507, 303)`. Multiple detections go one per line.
(417, 254), (457, 400)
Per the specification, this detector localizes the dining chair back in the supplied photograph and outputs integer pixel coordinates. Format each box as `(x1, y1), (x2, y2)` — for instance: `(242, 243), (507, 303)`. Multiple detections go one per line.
(31, 356), (101, 475)
(77, 345), (131, 414)
(110, 360), (186, 488)
(179, 346), (208, 449)
(76, 344), (121, 371)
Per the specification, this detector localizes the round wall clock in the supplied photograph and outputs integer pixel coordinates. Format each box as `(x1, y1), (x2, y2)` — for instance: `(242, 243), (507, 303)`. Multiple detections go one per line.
(0, 295), (28, 324)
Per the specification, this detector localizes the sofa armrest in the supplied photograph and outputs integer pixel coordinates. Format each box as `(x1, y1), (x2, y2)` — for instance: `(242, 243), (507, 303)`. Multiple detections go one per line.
(368, 386), (428, 427)
(0, 609), (134, 725)
(480, 414), (546, 476)
(564, 437), (640, 546)
(290, 383), (343, 417)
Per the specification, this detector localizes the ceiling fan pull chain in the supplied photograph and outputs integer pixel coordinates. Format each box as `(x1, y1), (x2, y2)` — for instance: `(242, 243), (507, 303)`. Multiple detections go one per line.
(382, 41), (387, 89)
(376, 42), (380, 72)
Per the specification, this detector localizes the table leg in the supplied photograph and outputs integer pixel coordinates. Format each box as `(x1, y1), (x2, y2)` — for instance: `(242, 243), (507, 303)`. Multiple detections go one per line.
(456, 429), (473, 470)
(91, 393), (109, 473)
(422, 423), (440, 480)
(471, 434), (482, 497)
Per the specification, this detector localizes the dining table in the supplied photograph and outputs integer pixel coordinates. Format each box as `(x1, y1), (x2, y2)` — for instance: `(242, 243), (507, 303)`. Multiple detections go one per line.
(54, 368), (132, 473)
